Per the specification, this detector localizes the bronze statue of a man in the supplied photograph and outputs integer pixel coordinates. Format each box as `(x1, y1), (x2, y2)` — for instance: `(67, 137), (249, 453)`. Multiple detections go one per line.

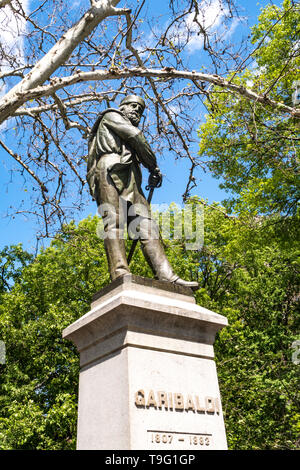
(87, 94), (198, 290)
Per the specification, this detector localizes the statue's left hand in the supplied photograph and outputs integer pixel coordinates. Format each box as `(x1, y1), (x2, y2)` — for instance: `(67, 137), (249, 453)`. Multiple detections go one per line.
(148, 167), (163, 188)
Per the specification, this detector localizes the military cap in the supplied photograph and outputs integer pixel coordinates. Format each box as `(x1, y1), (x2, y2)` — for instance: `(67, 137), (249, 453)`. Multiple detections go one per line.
(120, 95), (145, 111)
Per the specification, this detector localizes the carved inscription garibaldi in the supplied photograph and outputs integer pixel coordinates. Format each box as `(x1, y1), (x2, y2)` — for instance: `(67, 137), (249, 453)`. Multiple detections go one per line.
(87, 95), (198, 290)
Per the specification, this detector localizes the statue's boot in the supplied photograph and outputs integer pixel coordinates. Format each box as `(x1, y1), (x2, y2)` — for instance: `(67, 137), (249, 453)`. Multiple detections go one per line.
(104, 229), (130, 281)
(104, 219), (198, 290)
(140, 237), (199, 291)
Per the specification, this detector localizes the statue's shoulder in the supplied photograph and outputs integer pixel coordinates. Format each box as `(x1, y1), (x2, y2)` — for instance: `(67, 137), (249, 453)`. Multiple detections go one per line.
(89, 108), (124, 142)
(101, 108), (123, 118)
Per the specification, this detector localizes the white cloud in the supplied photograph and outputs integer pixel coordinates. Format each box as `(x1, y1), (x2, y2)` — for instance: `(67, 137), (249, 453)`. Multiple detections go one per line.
(169, 0), (234, 53)
(167, 102), (180, 115)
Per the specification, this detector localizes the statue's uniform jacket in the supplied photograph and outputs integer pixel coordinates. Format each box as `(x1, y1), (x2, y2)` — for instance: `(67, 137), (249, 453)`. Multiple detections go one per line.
(87, 109), (158, 215)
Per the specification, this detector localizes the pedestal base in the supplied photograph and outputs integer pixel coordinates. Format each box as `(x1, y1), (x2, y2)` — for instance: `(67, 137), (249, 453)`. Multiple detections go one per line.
(62, 275), (228, 450)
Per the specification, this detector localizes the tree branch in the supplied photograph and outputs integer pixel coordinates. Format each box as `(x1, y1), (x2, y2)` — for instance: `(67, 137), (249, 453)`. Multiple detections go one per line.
(0, 0), (121, 124)
(0, 0), (11, 8)
(10, 67), (299, 119)
(0, 138), (48, 195)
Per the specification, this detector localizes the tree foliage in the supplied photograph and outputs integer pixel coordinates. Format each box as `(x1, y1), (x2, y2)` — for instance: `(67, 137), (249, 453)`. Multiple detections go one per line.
(0, 204), (299, 449)
(0, 245), (32, 293)
(198, 0), (300, 218)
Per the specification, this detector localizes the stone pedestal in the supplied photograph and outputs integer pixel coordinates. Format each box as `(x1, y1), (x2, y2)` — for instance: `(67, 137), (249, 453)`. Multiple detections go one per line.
(62, 275), (228, 450)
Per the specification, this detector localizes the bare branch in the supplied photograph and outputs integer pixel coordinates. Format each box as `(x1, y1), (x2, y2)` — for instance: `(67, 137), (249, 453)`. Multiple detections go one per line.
(0, 0), (122, 124)
(0, 138), (48, 195)
(13, 67), (299, 119)
(14, 92), (111, 117)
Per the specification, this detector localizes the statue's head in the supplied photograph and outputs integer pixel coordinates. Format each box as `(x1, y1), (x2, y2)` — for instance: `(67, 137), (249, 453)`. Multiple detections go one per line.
(119, 95), (145, 127)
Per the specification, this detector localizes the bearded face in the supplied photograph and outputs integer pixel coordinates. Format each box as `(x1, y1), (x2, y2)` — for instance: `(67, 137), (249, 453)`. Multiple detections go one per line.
(120, 102), (143, 127)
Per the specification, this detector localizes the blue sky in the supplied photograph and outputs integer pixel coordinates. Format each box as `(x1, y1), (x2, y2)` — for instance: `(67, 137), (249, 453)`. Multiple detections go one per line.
(0, 0), (283, 253)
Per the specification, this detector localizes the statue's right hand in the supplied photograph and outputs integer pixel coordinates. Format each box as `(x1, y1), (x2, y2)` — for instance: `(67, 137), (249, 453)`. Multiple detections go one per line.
(148, 167), (163, 188)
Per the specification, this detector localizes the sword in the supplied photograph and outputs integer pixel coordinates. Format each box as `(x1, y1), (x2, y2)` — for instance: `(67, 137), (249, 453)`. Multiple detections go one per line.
(127, 183), (156, 265)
